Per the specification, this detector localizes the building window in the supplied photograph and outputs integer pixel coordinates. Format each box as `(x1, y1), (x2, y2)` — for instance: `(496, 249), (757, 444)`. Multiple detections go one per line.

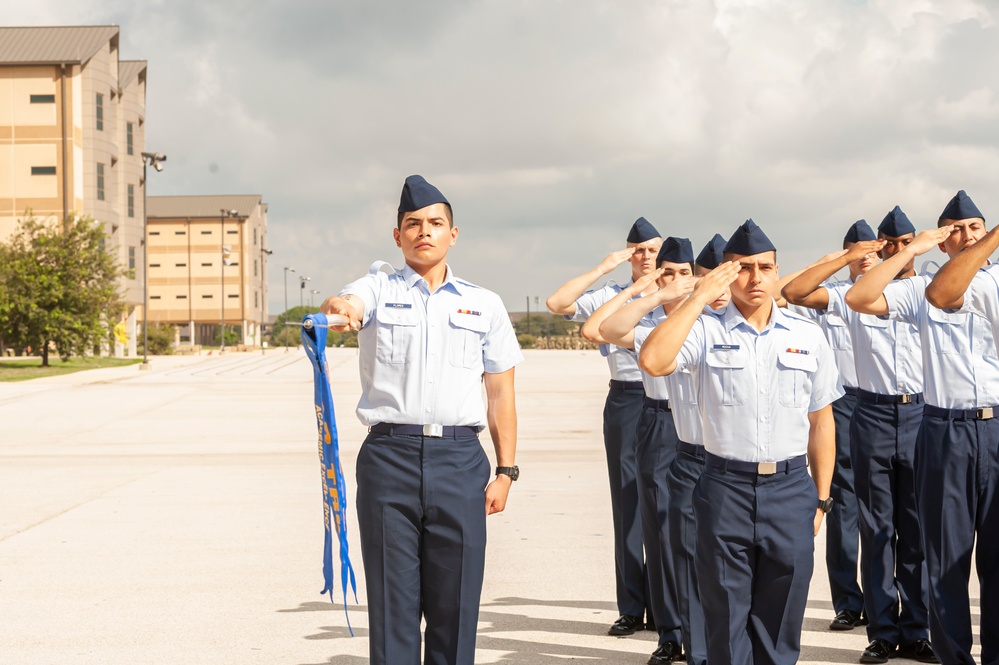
(128, 247), (136, 278)
(201, 230), (212, 235)
(175, 231), (186, 235)
(149, 263), (160, 268)
(254, 259), (257, 277)
(31, 166), (57, 175)
(127, 184), (135, 218)
(202, 294), (213, 299)
(126, 122), (134, 155)
(176, 295), (187, 300)
(96, 93), (104, 130)
(150, 295), (161, 300)
(227, 230), (238, 235)
(229, 261), (239, 267)
(228, 294), (239, 299)
(176, 262), (187, 267)
(96, 163), (105, 200)
(253, 228), (257, 246)
(150, 231), (160, 236)
(201, 262), (212, 267)
(254, 291), (258, 308)
(30, 94), (55, 103)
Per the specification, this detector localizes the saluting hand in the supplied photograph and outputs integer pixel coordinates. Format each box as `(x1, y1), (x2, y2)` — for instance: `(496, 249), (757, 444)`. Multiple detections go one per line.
(691, 261), (740, 305)
(909, 226), (955, 256)
(656, 273), (696, 304)
(843, 239), (886, 262)
(630, 267), (665, 294)
(597, 248), (637, 274)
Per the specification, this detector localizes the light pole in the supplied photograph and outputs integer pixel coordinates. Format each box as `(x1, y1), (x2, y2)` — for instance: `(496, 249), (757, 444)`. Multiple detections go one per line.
(219, 208), (238, 352)
(260, 247), (272, 350)
(310, 289), (320, 309)
(299, 275), (311, 308)
(139, 151), (166, 370)
(283, 266), (295, 349)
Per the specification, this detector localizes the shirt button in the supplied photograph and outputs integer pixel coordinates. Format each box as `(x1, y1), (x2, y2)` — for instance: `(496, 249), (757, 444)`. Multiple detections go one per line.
(426, 407), (431, 413)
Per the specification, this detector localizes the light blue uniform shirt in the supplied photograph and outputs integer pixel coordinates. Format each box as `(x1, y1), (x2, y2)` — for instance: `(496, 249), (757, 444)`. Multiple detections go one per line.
(675, 302), (842, 463)
(633, 308), (669, 400)
(826, 281), (923, 396)
(571, 281), (643, 382)
(634, 313), (703, 445)
(788, 278), (857, 389)
(896, 271), (999, 409)
(341, 262), (523, 428)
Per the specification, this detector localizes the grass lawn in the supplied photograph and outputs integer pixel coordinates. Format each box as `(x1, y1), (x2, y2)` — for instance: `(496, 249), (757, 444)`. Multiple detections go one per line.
(0, 357), (142, 382)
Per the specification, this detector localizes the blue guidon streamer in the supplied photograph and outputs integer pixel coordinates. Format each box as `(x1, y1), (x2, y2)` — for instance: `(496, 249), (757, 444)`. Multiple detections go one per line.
(301, 312), (357, 633)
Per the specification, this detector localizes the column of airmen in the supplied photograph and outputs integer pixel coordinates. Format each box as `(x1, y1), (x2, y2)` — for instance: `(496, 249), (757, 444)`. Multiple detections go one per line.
(548, 190), (997, 665)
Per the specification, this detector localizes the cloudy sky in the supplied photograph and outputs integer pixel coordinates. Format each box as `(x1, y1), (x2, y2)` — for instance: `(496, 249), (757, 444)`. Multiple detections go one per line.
(10, 0), (999, 313)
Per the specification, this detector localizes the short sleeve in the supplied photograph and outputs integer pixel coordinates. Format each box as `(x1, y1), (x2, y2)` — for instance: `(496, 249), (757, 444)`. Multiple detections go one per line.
(483, 293), (525, 374)
(883, 277), (926, 325)
(808, 332), (845, 412)
(633, 322), (652, 354)
(674, 315), (707, 374)
(824, 282), (849, 319)
(568, 288), (604, 322)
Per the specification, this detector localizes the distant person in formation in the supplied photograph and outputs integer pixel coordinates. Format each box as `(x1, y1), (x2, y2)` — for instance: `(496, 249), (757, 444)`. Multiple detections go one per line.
(546, 218), (663, 636)
(320, 175), (522, 665)
(781, 220), (880, 633)
(638, 220), (839, 665)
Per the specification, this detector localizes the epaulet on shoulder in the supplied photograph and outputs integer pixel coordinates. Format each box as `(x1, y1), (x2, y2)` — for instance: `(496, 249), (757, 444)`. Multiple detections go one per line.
(367, 261), (397, 278)
(454, 277), (484, 290)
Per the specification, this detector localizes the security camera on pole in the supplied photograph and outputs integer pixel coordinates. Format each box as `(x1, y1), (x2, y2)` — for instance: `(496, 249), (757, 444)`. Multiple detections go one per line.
(139, 152), (166, 370)
(220, 208), (238, 352)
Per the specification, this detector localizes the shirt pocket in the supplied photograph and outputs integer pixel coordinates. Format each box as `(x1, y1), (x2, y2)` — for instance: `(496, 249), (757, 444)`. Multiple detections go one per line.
(675, 367), (698, 406)
(704, 346), (749, 406)
(777, 350), (818, 408)
(859, 312), (892, 357)
(375, 307), (419, 364)
(926, 307), (965, 355)
(448, 311), (489, 370)
(825, 315), (851, 351)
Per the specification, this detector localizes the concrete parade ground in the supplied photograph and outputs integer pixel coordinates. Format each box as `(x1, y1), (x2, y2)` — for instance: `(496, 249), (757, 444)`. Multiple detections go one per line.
(0, 349), (981, 664)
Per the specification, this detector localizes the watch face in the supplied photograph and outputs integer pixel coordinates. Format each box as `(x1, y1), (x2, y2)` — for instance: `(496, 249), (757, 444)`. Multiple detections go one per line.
(819, 498), (834, 513)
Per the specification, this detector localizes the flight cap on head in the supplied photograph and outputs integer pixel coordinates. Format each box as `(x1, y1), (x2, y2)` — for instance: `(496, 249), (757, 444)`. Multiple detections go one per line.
(657, 237), (694, 265)
(844, 219), (876, 244)
(878, 206), (915, 237)
(627, 217), (662, 243)
(398, 175), (449, 214)
(724, 219), (776, 256)
(695, 234), (726, 270)
(939, 190), (985, 222)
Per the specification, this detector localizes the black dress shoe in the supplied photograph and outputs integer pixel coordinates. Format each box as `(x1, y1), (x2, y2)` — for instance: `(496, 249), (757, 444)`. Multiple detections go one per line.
(860, 639), (897, 664)
(608, 614), (644, 636)
(648, 640), (684, 664)
(829, 609), (865, 631)
(896, 639), (939, 663)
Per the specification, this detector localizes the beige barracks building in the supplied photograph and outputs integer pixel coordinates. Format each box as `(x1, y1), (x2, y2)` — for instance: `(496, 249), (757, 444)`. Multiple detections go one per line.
(0, 25), (148, 354)
(145, 195), (270, 348)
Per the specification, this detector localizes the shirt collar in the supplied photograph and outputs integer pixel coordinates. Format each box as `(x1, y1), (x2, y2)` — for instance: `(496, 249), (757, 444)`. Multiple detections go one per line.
(402, 263), (463, 294)
(721, 299), (789, 333)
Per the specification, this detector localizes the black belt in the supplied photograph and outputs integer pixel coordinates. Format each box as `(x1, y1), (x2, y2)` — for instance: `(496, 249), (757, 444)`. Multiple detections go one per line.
(843, 386), (859, 397)
(609, 379), (644, 392)
(369, 423), (482, 438)
(677, 440), (705, 459)
(857, 388), (923, 405)
(705, 451), (807, 476)
(643, 397), (670, 411)
(924, 405), (998, 421)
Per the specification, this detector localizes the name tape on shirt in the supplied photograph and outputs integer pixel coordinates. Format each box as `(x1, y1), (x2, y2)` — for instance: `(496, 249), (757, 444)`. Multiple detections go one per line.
(712, 344), (740, 350)
(456, 309), (481, 316)
(384, 302), (412, 309)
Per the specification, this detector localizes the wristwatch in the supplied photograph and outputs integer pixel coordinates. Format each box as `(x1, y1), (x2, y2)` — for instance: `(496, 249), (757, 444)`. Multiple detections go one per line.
(818, 497), (834, 513)
(496, 466), (520, 481)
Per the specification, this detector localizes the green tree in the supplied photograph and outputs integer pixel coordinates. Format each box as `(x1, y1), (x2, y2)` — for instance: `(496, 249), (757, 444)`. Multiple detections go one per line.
(0, 215), (123, 366)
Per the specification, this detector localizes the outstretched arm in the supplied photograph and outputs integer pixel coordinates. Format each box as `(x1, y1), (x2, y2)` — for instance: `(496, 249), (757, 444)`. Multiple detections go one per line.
(846, 228), (952, 315)
(580, 268), (663, 344)
(638, 262), (740, 377)
(319, 294), (365, 331)
(546, 248), (636, 315)
(926, 225), (999, 309)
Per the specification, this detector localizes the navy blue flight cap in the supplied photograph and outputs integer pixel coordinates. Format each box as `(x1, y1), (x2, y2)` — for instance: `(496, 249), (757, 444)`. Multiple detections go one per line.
(724, 219), (776, 256)
(627, 217), (662, 243)
(939, 190), (985, 222)
(878, 206), (915, 237)
(844, 219), (876, 244)
(657, 237), (694, 265)
(398, 175), (449, 214)
(695, 234), (726, 270)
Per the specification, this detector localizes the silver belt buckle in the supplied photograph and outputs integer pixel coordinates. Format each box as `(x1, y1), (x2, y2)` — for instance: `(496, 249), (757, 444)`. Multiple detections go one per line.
(423, 423), (444, 438)
(757, 461), (777, 475)
(899, 394), (912, 404)
(978, 407), (994, 420)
